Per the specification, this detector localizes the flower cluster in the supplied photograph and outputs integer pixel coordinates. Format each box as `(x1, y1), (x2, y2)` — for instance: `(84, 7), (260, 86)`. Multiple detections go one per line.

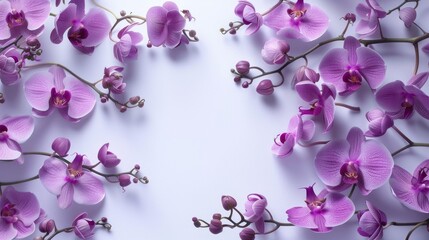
(196, 0), (429, 239)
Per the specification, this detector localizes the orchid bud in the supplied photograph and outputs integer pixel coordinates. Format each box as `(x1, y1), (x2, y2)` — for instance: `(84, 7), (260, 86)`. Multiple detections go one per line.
(239, 228), (256, 240)
(39, 219), (55, 233)
(344, 13), (356, 23)
(129, 96), (140, 105)
(98, 143), (121, 168)
(192, 217), (201, 227)
(212, 213), (221, 220)
(26, 36), (41, 49)
(399, 7), (416, 28)
(119, 174), (131, 187)
(365, 109), (394, 137)
(256, 79), (274, 95)
(242, 81), (249, 88)
(51, 137), (71, 157)
(209, 219), (223, 234)
(261, 38), (290, 65)
(291, 66), (320, 88)
(221, 195), (237, 210)
(236, 61), (250, 75)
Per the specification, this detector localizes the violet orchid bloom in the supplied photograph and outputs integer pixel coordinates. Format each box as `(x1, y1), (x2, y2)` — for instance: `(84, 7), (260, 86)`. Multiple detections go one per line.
(286, 185), (355, 232)
(50, 0), (111, 54)
(244, 194), (267, 233)
(375, 72), (429, 120)
(234, 1), (263, 35)
(319, 36), (386, 96)
(72, 212), (95, 239)
(146, 2), (186, 48)
(39, 154), (105, 209)
(356, 0), (386, 37)
(390, 160), (429, 213)
(264, 0), (329, 42)
(272, 115), (315, 157)
(295, 81), (336, 131)
(261, 38), (290, 65)
(365, 109), (394, 137)
(0, 186), (41, 240)
(0, 115), (34, 163)
(102, 66), (125, 94)
(315, 127), (393, 195)
(0, 47), (22, 86)
(0, 0), (50, 42)
(357, 201), (387, 240)
(24, 66), (96, 122)
(113, 23), (143, 63)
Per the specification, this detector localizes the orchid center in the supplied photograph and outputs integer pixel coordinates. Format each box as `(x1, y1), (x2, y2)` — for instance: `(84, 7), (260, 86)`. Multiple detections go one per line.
(0, 125), (8, 141)
(51, 88), (71, 108)
(287, 8), (307, 20)
(1, 203), (19, 223)
(68, 25), (89, 46)
(274, 132), (292, 146)
(6, 10), (26, 28)
(340, 161), (359, 184)
(342, 70), (362, 92)
(67, 167), (84, 181)
(401, 93), (415, 118)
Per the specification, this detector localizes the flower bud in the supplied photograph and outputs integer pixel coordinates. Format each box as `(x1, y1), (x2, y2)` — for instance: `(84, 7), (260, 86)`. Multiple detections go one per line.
(239, 228), (256, 240)
(256, 79), (274, 95)
(26, 36), (41, 49)
(209, 219), (223, 234)
(98, 143), (121, 168)
(365, 109), (394, 137)
(39, 219), (55, 233)
(291, 66), (320, 87)
(261, 38), (290, 65)
(236, 61), (250, 75)
(399, 7), (416, 28)
(357, 201), (387, 240)
(242, 81), (249, 88)
(192, 217), (201, 227)
(120, 10), (126, 16)
(51, 137), (71, 157)
(129, 96), (140, 105)
(118, 174), (131, 187)
(221, 195), (237, 210)
(212, 213), (221, 220)
(344, 13), (356, 23)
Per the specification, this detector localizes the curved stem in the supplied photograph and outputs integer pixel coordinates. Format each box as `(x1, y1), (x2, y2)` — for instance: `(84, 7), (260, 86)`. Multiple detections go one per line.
(392, 126), (413, 144)
(298, 140), (330, 147)
(91, 0), (118, 18)
(261, 0), (284, 16)
(348, 184), (356, 198)
(392, 142), (429, 157)
(109, 15), (146, 42)
(413, 43), (419, 75)
(386, 0), (419, 15)
(44, 227), (74, 240)
(0, 175), (39, 187)
(0, 36), (22, 53)
(335, 102), (361, 112)
(405, 220), (427, 240)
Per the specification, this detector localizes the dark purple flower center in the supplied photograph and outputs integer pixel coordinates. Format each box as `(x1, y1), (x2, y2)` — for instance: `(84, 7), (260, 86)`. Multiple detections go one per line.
(68, 24), (89, 46)
(304, 186), (326, 212)
(343, 71), (362, 92)
(50, 88), (71, 108)
(287, 9), (307, 19)
(401, 93), (415, 118)
(66, 167), (84, 183)
(340, 161), (360, 184)
(299, 101), (322, 116)
(1, 203), (19, 223)
(6, 10), (26, 28)
(0, 125), (8, 141)
(274, 132), (291, 146)
(412, 168), (429, 192)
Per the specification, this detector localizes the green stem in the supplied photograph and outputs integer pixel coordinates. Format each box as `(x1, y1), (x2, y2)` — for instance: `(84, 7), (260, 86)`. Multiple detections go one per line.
(348, 184), (356, 198)
(0, 175), (39, 187)
(405, 220), (428, 240)
(391, 142), (429, 157)
(0, 36), (22, 53)
(44, 227), (74, 240)
(335, 102), (361, 112)
(91, 0), (118, 18)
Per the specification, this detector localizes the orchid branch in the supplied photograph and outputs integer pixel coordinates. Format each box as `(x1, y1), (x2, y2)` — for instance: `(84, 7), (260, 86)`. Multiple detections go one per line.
(391, 126), (429, 156)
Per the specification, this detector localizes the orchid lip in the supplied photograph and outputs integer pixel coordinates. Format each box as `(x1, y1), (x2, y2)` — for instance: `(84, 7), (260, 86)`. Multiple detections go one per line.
(6, 10), (26, 28)
(51, 88), (71, 108)
(1, 203), (19, 223)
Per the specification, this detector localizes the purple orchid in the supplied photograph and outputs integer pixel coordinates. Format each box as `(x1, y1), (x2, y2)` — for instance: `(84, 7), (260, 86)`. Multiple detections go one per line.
(24, 66), (96, 122)
(375, 72), (429, 120)
(357, 201), (387, 240)
(315, 127), (393, 195)
(365, 109), (394, 137)
(102, 66), (125, 94)
(50, 0), (111, 54)
(295, 81), (336, 131)
(356, 0), (386, 37)
(244, 194), (267, 233)
(390, 160), (429, 213)
(264, 0), (329, 42)
(113, 23), (143, 63)
(0, 0), (50, 42)
(291, 65), (319, 88)
(234, 1), (263, 35)
(272, 114), (315, 157)
(146, 2), (186, 48)
(0, 47), (22, 86)
(73, 212), (96, 239)
(286, 185), (354, 232)
(319, 36), (386, 96)
(39, 154), (105, 209)
(0, 186), (41, 240)
(261, 38), (290, 65)
(0, 115), (34, 163)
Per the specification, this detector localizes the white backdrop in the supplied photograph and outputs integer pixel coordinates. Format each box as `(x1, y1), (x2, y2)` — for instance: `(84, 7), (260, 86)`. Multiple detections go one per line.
(2, 0), (429, 239)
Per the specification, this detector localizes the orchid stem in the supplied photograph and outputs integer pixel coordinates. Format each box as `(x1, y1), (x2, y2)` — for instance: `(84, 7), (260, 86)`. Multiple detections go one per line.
(413, 43), (419, 75)
(44, 227), (74, 240)
(0, 36), (22, 53)
(391, 142), (429, 157)
(348, 184), (356, 198)
(299, 140), (330, 147)
(0, 175), (39, 187)
(335, 102), (360, 112)
(405, 220), (428, 240)
(392, 126), (413, 144)
(91, 0), (118, 19)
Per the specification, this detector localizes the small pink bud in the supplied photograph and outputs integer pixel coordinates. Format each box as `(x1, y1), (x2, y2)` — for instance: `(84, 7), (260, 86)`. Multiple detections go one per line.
(51, 137), (71, 157)
(209, 219), (223, 234)
(242, 81), (249, 88)
(129, 96), (140, 105)
(236, 61), (250, 75)
(239, 228), (256, 240)
(39, 219), (55, 233)
(344, 13), (356, 23)
(256, 79), (274, 95)
(212, 213), (221, 220)
(118, 174), (131, 187)
(221, 195), (237, 210)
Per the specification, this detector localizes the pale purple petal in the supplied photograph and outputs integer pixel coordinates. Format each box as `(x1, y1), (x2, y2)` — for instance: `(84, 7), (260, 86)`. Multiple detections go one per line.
(0, 141), (21, 160)
(58, 182), (74, 209)
(271, 133), (295, 157)
(407, 72), (429, 89)
(322, 96), (335, 131)
(295, 81), (320, 102)
(49, 66), (66, 90)
(298, 5), (329, 41)
(356, 47), (386, 90)
(323, 193), (355, 227)
(64, 78), (96, 119)
(73, 173), (105, 205)
(0, 116), (34, 143)
(313, 214), (330, 232)
(0, 220), (17, 240)
(13, 220), (35, 239)
(21, 0), (50, 30)
(413, 159), (429, 177)
(301, 120), (315, 141)
(319, 48), (348, 91)
(166, 11), (186, 32)
(254, 218), (265, 233)
(417, 192), (429, 212)
(315, 140), (349, 186)
(358, 212), (382, 239)
(286, 207), (316, 228)
(405, 85), (429, 119)
(24, 72), (55, 112)
(50, 3), (76, 44)
(347, 127), (364, 160)
(0, 1), (12, 40)
(39, 158), (67, 195)
(146, 6), (168, 47)
(263, 3), (290, 30)
(390, 165), (421, 212)
(80, 8), (111, 47)
(163, 1), (179, 11)
(3, 187), (40, 225)
(399, 7), (416, 28)
(164, 31), (182, 48)
(375, 81), (405, 112)
(344, 36), (360, 65)
(359, 140), (393, 194)
(423, 44), (429, 54)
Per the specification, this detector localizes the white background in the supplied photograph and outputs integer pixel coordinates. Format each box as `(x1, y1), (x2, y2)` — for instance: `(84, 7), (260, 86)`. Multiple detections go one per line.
(2, 0), (429, 239)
